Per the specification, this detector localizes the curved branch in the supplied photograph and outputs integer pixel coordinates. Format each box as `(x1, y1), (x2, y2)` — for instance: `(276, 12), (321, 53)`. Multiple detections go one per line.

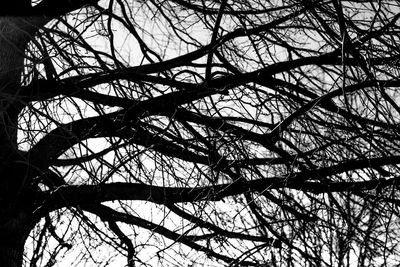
(83, 204), (255, 265)
(166, 203), (279, 246)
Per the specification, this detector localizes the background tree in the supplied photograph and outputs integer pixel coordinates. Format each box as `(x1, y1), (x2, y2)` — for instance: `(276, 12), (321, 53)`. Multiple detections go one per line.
(2, 0), (400, 266)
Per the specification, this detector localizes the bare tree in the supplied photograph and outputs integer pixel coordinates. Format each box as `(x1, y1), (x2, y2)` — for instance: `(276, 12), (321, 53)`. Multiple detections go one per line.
(2, 0), (400, 266)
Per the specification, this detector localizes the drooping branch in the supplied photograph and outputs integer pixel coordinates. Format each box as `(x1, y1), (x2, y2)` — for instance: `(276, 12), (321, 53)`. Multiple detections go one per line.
(165, 203), (279, 245)
(83, 204), (257, 265)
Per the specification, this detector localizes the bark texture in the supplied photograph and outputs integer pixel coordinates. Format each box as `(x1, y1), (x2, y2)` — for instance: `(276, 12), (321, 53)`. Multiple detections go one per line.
(0, 1), (96, 265)
(0, 14), (45, 267)
(0, 215), (29, 267)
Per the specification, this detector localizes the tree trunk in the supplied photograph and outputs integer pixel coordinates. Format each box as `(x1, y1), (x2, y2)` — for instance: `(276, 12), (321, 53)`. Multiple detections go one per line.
(0, 245), (24, 267)
(0, 227), (27, 267)
(0, 13), (48, 267)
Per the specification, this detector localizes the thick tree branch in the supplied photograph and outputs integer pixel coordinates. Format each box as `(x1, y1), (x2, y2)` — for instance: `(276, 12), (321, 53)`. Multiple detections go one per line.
(37, 169), (400, 213)
(0, 0), (99, 16)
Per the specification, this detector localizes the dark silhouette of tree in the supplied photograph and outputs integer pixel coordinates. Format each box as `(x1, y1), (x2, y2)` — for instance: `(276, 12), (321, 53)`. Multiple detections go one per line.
(2, 0), (400, 266)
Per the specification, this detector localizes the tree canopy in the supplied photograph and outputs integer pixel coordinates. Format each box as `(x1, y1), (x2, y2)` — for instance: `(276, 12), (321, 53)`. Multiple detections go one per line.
(2, 0), (400, 266)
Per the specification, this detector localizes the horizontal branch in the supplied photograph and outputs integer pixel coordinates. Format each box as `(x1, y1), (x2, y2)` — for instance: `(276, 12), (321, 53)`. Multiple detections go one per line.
(0, 0), (99, 16)
(37, 171), (400, 212)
